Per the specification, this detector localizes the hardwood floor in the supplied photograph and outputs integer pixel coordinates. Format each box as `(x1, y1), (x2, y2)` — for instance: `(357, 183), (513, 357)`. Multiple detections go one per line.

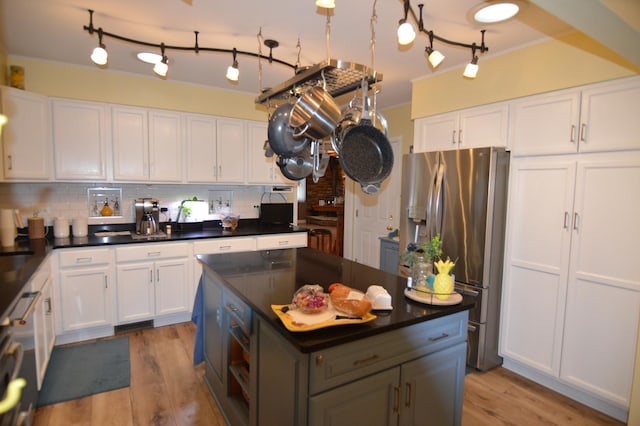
(34, 322), (624, 426)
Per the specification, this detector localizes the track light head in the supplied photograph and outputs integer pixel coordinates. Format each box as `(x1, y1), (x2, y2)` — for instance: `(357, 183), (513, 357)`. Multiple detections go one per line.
(90, 28), (108, 66)
(463, 47), (479, 79)
(226, 48), (239, 82)
(153, 43), (168, 77)
(397, 0), (416, 45)
(425, 31), (444, 69)
(315, 0), (335, 8)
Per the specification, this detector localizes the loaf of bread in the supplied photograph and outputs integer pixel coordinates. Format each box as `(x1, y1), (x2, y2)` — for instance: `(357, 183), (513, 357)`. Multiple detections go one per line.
(328, 283), (372, 317)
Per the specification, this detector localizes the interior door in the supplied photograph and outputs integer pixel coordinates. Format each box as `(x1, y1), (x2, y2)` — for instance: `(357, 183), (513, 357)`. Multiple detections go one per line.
(345, 137), (401, 268)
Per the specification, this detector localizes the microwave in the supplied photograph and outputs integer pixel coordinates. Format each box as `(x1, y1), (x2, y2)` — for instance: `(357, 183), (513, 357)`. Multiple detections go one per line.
(259, 203), (293, 226)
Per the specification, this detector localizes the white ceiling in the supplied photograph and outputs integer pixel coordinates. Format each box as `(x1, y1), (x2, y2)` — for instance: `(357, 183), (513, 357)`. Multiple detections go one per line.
(0, 0), (637, 109)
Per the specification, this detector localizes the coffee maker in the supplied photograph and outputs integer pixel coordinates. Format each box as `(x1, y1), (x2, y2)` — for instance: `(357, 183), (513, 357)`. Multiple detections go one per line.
(135, 198), (159, 234)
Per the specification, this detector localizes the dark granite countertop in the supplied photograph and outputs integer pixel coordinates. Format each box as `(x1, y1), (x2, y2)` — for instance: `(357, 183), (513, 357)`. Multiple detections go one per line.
(197, 247), (474, 353)
(0, 219), (308, 325)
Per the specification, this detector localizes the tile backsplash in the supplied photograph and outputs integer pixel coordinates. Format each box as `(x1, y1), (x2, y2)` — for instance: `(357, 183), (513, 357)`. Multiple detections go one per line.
(0, 182), (295, 226)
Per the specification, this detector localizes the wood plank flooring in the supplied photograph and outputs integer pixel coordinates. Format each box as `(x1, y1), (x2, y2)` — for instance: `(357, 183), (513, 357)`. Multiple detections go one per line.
(33, 322), (624, 426)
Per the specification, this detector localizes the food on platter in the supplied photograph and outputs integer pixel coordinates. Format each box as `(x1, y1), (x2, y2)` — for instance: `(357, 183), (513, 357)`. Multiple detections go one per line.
(328, 283), (372, 317)
(291, 284), (330, 314)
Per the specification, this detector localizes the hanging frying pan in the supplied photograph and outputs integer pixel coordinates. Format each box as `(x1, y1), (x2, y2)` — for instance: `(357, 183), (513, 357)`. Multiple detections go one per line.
(267, 102), (310, 157)
(338, 81), (393, 194)
(277, 145), (313, 181)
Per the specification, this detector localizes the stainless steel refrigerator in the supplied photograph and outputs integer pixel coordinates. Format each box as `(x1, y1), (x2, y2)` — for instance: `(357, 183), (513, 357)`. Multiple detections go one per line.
(399, 147), (510, 371)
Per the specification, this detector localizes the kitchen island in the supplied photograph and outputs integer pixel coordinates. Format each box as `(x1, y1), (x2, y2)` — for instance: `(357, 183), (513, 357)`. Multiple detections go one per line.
(197, 248), (473, 426)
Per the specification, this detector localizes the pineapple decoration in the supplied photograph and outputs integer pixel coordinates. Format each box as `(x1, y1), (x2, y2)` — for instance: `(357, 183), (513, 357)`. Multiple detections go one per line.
(433, 258), (455, 300)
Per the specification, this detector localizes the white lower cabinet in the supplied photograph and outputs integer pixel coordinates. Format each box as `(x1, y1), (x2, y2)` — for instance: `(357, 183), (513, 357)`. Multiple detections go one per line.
(56, 248), (115, 336)
(30, 256), (55, 390)
(500, 152), (640, 419)
(115, 242), (191, 324)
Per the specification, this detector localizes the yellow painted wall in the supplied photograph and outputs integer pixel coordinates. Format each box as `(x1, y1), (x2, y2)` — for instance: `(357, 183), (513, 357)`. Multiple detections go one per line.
(7, 56), (268, 122)
(380, 103), (413, 155)
(412, 31), (640, 119)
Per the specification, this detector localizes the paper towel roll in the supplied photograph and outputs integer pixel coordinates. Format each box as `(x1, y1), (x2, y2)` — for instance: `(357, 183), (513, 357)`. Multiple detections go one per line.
(1, 209), (16, 247)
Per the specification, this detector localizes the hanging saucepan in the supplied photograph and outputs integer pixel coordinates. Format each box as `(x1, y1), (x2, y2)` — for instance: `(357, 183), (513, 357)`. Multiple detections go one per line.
(334, 90), (389, 154)
(267, 102), (310, 157)
(338, 81), (393, 194)
(277, 144), (313, 181)
(289, 80), (341, 141)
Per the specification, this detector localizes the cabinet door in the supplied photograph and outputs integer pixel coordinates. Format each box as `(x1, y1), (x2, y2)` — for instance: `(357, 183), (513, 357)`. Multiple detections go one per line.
(149, 109), (182, 182)
(112, 106), (149, 181)
(155, 258), (190, 316)
(459, 103), (508, 149)
(116, 262), (155, 323)
(185, 113), (217, 182)
(52, 99), (108, 180)
(560, 156), (640, 407)
(400, 341), (466, 426)
(413, 112), (458, 152)
(246, 121), (276, 184)
(578, 77), (640, 153)
(216, 118), (245, 183)
(509, 89), (581, 156)
(58, 266), (113, 330)
(34, 275), (55, 390)
(309, 367), (399, 426)
(500, 157), (576, 375)
(1, 87), (50, 180)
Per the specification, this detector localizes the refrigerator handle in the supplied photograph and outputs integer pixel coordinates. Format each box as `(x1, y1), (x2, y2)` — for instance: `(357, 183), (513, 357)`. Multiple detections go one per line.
(432, 163), (445, 237)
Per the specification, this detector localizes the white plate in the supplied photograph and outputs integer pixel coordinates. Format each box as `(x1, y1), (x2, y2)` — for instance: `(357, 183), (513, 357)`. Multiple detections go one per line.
(404, 288), (462, 306)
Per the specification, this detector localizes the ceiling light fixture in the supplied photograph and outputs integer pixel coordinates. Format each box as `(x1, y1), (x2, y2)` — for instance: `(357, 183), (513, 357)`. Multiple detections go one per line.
(473, 2), (520, 24)
(226, 48), (240, 81)
(90, 27), (108, 66)
(397, 0), (416, 45)
(82, 9), (295, 81)
(463, 46), (479, 78)
(397, 0), (488, 77)
(315, 0), (336, 9)
(153, 43), (169, 77)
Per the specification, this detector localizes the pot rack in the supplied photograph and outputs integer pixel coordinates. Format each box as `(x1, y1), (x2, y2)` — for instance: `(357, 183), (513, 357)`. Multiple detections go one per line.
(255, 58), (382, 106)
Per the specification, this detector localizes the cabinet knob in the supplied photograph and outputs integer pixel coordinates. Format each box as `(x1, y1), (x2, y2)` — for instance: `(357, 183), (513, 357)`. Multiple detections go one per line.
(315, 355), (324, 366)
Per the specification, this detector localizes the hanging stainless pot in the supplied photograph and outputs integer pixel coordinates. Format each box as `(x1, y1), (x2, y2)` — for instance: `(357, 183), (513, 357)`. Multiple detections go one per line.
(338, 81), (393, 194)
(277, 145), (313, 181)
(267, 102), (310, 156)
(289, 85), (341, 140)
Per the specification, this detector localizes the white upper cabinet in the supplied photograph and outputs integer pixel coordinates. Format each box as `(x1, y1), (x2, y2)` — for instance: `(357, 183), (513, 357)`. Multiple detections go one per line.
(246, 121), (293, 185)
(414, 103), (508, 152)
(52, 98), (109, 180)
(185, 114), (246, 183)
(510, 76), (640, 156)
(112, 106), (182, 182)
(1, 87), (51, 180)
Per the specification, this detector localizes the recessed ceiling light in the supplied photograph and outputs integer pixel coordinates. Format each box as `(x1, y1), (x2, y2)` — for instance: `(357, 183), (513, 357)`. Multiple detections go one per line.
(137, 52), (162, 64)
(473, 2), (520, 23)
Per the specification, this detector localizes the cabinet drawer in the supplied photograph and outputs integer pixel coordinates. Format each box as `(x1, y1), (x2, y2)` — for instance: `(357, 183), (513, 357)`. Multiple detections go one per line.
(116, 242), (189, 262)
(193, 237), (256, 254)
(308, 311), (468, 394)
(223, 288), (252, 335)
(58, 248), (112, 268)
(256, 233), (307, 250)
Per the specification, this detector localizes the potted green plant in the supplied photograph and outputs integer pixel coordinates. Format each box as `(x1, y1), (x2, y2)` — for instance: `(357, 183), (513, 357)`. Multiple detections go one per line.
(399, 234), (443, 276)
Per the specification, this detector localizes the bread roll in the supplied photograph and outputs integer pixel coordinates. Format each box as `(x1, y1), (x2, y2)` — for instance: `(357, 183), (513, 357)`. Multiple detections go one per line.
(328, 283), (372, 317)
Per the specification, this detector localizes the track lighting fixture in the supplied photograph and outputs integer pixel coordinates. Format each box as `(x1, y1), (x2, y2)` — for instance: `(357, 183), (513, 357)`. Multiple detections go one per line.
(90, 28), (108, 66)
(397, 0), (416, 45)
(82, 9), (295, 82)
(397, 0), (488, 77)
(153, 43), (169, 77)
(463, 46), (479, 79)
(315, 0), (336, 8)
(226, 48), (240, 81)
(425, 31), (444, 69)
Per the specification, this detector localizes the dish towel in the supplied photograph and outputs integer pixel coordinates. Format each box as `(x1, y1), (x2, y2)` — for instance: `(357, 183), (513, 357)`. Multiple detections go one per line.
(191, 274), (204, 365)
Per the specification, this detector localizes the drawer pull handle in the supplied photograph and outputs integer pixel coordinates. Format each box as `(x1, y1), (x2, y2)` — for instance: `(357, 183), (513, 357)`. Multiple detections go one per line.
(219, 245), (232, 251)
(428, 332), (449, 342)
(315, 355), (324, 367)
(353, 354), (380, 367)
(278, 240), (289, 245)
(405, 382), (412, 408)
(76, 257), (93, 263)
(147, 251), (161, 257)
(393, 386), (400, 413)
